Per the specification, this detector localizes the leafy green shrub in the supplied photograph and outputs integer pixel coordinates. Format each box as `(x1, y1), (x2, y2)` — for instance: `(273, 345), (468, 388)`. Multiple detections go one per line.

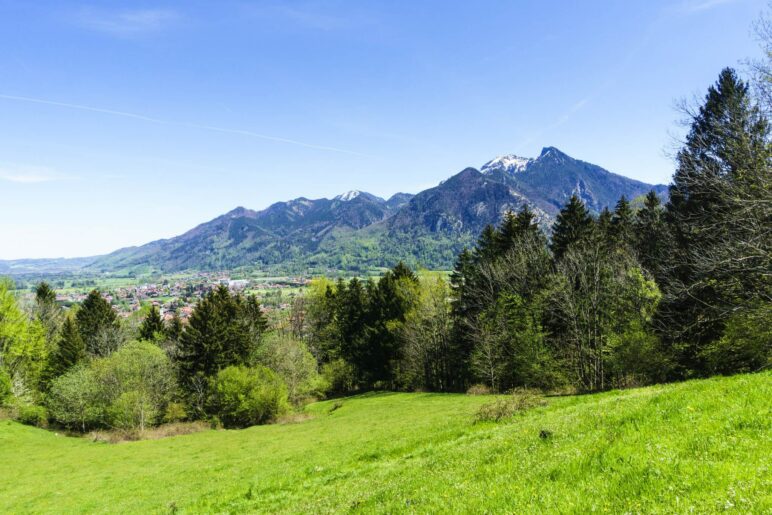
(700, 305), (772, 375)
(107, 390), (158, 432)
(208, 365), (289, 428)
(163, 402), (187, 423)
(0, 368), (11, 406)
(47, 364), (102, 431)
(606, 320), (672, 387)
(474, 388), (546, 423)
(97, 340), (177, 431)
(47, 341), (176, 432)
(17, 404), (48, 428)
(320, 359), (354, 396)
(256, 334), (325, 405)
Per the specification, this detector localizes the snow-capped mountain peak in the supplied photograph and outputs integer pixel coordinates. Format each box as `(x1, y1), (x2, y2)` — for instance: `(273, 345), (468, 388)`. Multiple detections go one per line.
(335, 190), (362, 201)
(481, 154), (533, 174)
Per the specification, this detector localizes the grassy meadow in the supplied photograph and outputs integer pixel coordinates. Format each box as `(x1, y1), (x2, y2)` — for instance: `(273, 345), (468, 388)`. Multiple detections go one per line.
(0, 371), (769, 513)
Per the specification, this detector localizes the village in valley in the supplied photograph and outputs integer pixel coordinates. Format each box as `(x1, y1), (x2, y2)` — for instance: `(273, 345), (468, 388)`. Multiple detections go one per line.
(42, 272), (312, 320)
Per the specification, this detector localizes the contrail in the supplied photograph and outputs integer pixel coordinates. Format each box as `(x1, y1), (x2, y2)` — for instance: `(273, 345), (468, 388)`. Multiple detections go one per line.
(0, 93), (370, 157)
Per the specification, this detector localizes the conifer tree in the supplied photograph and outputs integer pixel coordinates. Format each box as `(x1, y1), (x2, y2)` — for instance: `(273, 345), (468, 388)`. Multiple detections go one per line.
(177, 286), (257, 391)
(663, 67), (771, 366)
(335, 278), (369, 385)
(495, 211), (520, 255)
(41, 315), (86, 388)
(164, 312), (183, 342)
(596, 207), (613, 241)
(475, 224), (498, 263)
(514, 205), (541, 238)
(496, 206), (543, 255)
(240, 294), (269, 346)
(550, 194), (593, 260)
(139, 305), (165, 342)
(634, 191), (667, 276)
(35, 282), (56, 305)
(611, 195), (634, 247)
(76, 290), (119, 357)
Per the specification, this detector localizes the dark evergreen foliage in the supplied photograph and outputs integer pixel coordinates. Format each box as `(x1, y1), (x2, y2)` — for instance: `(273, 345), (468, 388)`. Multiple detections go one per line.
(662, 68), (771, 370)
(41, 315), (86, 388)
(139, 305), (165, 342)
(76, 290), (119, 357)
(550, 195), (593, 260)
(176, 286), (267, 393)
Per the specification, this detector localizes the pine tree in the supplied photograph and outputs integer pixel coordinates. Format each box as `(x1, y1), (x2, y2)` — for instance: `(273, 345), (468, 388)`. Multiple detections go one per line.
(335, 278), (369, 385)
(42, 315), (86, 388)
(448, 248), (475, 390)
(550, 194), (593, 260)
(514, 205), (541, 238)
(496, 206), (543, 255)
(177, 286), (256, 391)
(596, 207), (613, 242)
(495, 211), (520, 255)
(662, 67), (771, 368)
(611, 195), (634, 247)
(164, 312), (183, 342)
(139, 305), (165, 342)
(634, 191), (667, 276)
(35, 282), (56, 305)
(475, 224), (498, 263)
(240, 294), (268, 346)
(76, 290), (119, 357)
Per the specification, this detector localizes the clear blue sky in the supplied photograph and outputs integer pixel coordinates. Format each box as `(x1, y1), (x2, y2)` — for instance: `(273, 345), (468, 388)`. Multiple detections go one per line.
(0, 0), (766, 259)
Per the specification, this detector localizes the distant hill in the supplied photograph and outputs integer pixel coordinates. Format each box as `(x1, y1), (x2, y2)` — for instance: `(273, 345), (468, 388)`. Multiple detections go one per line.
(4, 147), (668, 274)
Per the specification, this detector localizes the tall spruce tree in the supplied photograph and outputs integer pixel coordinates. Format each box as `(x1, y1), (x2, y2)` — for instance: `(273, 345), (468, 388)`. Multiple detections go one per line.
(165, 312), (183, 342)
(596, 207), (613, 242)
(550, 194), (593, 260)
(662, 68), (771, 370)
(41, 315), (86, 388)
(139, 305), (165, 341)
(35, 282), (56, 305)
(497, 206), (542, 255)
(176, 286), (259, 392)
(611, 195), (634, 247)
(76, 290), (119, 357)
(634, 191), (667, 276)
(514, 205), (541, 238)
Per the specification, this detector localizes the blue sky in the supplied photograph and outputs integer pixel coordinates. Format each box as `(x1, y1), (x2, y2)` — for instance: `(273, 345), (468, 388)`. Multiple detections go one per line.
(0, 0), (766, 259)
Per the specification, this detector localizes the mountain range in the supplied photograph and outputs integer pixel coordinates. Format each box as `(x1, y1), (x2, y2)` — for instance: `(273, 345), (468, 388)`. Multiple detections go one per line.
(2, 147), (667, 275)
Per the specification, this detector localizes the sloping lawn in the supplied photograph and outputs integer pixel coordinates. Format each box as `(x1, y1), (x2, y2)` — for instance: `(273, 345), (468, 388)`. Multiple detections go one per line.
(0, 372), (769, 513)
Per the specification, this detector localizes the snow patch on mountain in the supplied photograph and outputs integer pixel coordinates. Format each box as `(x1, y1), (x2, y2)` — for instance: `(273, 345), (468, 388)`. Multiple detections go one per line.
(481, 154), (533, 174)
(335, 190), (362, 201)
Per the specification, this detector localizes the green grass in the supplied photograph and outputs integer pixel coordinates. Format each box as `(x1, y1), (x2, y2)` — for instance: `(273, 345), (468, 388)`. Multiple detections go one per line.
(1, 372), (770, 513)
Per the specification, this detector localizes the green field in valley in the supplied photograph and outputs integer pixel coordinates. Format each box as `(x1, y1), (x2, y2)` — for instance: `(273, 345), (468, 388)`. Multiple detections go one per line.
(0, 372), (769, 513)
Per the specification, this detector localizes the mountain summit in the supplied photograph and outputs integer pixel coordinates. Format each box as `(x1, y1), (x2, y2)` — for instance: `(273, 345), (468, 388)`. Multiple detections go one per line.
(43, 146), (668, 274)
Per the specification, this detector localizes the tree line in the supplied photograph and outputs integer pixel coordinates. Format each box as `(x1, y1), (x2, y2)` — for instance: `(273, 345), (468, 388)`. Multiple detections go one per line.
(288, 67), (770, 394)
(0, 66), (769, 433)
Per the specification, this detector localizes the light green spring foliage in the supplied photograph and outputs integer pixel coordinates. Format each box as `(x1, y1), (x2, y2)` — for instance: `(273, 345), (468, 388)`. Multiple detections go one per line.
(255, 333), (324, 405)
(47, 340), (176, 431)
(0, 279), (46, 398)
(0, 372), (769, 513)
(46, 364), (101, 432)
(208, 365), (289, 428)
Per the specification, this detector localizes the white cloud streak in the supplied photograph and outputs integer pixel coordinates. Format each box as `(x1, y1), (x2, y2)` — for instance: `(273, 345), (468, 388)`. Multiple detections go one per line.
(671, 0), (740, 14)
(0, 165), (67, 184)
(76, 8), (179, 35)
(0, 93), (371, 157)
